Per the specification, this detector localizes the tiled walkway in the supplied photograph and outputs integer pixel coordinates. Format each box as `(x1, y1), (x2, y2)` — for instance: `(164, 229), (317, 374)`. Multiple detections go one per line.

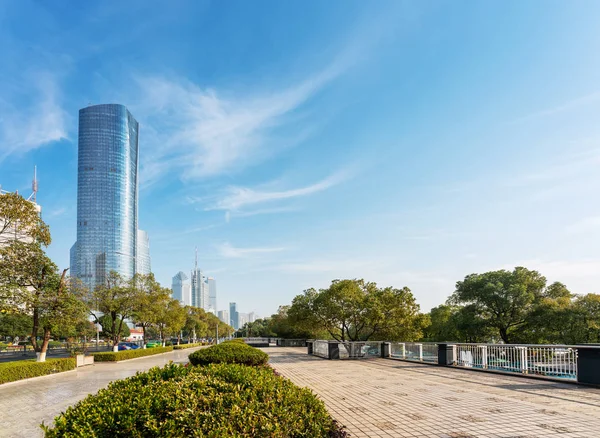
(0, 348), (201, 438)
(268, 347), (600, 438)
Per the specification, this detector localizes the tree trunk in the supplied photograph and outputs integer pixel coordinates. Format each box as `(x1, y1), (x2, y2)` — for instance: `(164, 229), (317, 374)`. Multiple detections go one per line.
(31, 307), (39, 352)
(142, 326), (147, 348)
(499, 327), (510, 344)
(37, 329), (51, 362)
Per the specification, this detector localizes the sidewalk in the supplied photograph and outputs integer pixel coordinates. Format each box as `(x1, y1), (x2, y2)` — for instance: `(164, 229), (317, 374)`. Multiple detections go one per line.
(0, 347), (201, 438)
(268, 347), (600, 438)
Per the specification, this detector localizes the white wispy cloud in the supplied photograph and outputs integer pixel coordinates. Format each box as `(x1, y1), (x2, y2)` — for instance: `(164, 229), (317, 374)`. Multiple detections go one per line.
(45, 207), (67, 219)
(0, 74), (68, 161)
(131, 58), (349, 186)
(513, 91), (600, 123)
(206, 171), (349, 212)
(216, 242), (287, 259)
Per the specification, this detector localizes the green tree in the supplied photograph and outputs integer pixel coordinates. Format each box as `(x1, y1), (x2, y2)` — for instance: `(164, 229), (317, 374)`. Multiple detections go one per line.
(0, 242), (87, 361)
(0, 191), (51, 247)
(0, 312), (32, 342)
(98, 314), (130, 340)
(288, 279), (424, 342)
(155, 298), (186, 344)
(450, 267), (547, 343)
(130, 274), (169, 344)
(88, 271), (137, 350)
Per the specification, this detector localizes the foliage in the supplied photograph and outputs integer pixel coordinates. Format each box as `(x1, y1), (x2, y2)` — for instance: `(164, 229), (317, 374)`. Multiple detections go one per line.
(450, 267), (547, 343)
(172, 342), (206, 350)
(0, 313), (32, 341)
(91, 346), (173, 362)
(0, 242), (88, 359)
(98, 314), (130, 340)
(155, 298), (186, 342)
(188, 342), (268, 367)
(42, 362), (346, 437)
(87, 271), (138, 347)
(236, 318), (276, 338)
(0, 358), (75, 385)
(130, 274), (169, 343)
(288, 279), (425, 342)
(0, 191), (51, 246)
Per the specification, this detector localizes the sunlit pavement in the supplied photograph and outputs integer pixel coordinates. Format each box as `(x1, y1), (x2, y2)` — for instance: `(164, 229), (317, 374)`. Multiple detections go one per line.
(0, 347), (202, 438)
(267, 347), (600, 438)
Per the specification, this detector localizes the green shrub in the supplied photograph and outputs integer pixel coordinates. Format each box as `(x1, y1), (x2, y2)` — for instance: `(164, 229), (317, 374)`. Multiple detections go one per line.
(172, 342), (205, 350)
(0, 342), (8, 351)
(188, 342), (268, 367)
(48, 341), (63, 348)
(225, 338), (246, 344)
(42, 363), (346, 437)
(0, 358), (76, 385)
(92, 346), (173, 362)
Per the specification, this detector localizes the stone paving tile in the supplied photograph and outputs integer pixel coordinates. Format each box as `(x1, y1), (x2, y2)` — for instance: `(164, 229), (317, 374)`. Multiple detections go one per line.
(0, 347), (202, 438)
(267, 347), (600, 438)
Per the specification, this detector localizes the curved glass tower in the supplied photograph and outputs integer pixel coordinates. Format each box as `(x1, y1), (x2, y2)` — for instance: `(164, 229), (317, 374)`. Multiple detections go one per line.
(70, 104), (139, 291)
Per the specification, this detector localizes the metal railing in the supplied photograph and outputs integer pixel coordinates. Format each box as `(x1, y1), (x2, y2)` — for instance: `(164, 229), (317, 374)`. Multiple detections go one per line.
(338, 342), (381, 359)
(390, 342), (438, 363)
(453, 343), (577, 380)
(313, 340), (329, 358)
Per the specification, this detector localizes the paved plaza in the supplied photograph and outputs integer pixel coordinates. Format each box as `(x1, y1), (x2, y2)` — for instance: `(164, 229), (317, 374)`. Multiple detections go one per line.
(268, 347), (600, 438)
(0, 348), (201, 438)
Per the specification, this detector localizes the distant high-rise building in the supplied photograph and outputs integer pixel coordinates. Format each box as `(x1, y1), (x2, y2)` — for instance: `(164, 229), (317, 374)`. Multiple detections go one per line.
(172, 271), (191, 306)
(218, 310), (229, 325)
(137, 230), (151, 275)
(229, 302), (239, 330)
(248, 312), (256, 323)
(70, 104), (149, 290)
(208, 277), (217, 312)
(239, 313), (248, 329)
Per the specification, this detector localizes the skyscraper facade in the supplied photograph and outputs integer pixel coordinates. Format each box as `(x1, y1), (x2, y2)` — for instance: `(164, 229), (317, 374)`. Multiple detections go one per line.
(218, 310), (229, 325)
(191, 268), (205, 308)
(172, 271), (191, 306)
(229, 302), (239, 330)
(70, 104), (147, 291)
(137, 230), (151, 275)
(207, 277), (216, 312)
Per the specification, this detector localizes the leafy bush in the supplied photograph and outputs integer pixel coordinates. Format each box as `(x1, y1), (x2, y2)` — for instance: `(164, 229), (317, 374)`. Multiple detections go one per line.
(48, 341), (63, 348)
(0, 358), (76, 385)
(172, 342), (205, 350)
(188, 342), (268, 367)
(92, 346), (173, 362)
(0, 342), (8, 351)
(42, 363), (346, 437)
(224, 338), (246, 344)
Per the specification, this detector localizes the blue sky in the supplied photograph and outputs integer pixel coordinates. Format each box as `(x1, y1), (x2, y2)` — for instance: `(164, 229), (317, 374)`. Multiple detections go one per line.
(1, 1), (600, 317)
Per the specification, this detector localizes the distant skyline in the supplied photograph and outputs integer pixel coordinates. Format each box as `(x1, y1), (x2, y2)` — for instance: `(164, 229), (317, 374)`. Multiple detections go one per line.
(1, 1), (600, 317)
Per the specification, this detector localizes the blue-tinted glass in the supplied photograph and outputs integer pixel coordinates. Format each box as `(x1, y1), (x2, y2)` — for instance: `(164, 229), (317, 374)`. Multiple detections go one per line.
(70, 104), (139, 291)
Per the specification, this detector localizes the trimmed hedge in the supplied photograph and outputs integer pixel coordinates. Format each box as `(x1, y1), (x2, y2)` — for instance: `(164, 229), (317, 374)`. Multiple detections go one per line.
(188, 341), (268, 367)
(42, 363), (346, 437)
(0, 358), (76, 385)
(92, 346), (173, 362)
(172, 342), (206, 350)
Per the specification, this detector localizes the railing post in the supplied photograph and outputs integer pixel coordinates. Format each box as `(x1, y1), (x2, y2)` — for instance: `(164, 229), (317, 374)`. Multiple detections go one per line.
(399, 343), (406, 359)
(577, 346), (600, 385)
(307, 340), (314, 355)
(417, 343), (423, 361)
(381, 342), (391, 358)
(480, 345), (488, 369)
(437, 343), (455, 366)
(328, 341), (340, 360)
(516, 346), (528, 373)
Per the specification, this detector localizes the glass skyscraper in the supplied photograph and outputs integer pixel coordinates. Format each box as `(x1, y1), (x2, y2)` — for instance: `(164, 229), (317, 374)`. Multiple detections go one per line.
(70, 104), (148, 291)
